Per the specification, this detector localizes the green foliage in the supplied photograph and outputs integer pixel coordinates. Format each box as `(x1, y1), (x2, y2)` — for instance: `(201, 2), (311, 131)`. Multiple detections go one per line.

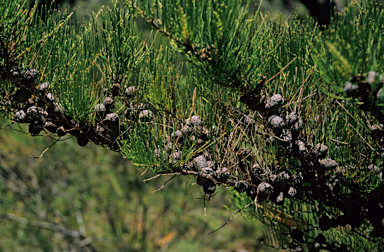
(2, 0), (384, 251)
(128, 0), (277, 93)
(99, 1), (146, 86)
(313, 1), (384, 92)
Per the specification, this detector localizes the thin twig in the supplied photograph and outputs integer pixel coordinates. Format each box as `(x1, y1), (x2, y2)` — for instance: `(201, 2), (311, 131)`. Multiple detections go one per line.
(265, 57), (297, 84)
(141, 168), (148, 177)
(204, 195), (207, 225)
(208, 201), (255, 234)
(143, 172), (181, 183)
(27, 137), (61, 159)
(143, 174), (161, 183)
(150, 175), (177, 194)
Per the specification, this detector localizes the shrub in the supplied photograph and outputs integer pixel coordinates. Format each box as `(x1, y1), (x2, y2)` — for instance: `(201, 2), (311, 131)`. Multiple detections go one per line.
(1, 0), (384, 251)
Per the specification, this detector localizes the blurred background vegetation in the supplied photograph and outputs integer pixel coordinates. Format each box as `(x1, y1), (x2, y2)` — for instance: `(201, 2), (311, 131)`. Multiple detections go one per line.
(0, 118), (279, 251)
(1, 0), (361, 251)
(32, 0), (314, 24)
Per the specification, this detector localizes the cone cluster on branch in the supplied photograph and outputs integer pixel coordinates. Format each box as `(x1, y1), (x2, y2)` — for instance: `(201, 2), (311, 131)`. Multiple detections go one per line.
(4, 62), (158, 150)
(4, 59), (384, 251)
(235, 87), (384, 251)
(2, 1), (384, 251)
